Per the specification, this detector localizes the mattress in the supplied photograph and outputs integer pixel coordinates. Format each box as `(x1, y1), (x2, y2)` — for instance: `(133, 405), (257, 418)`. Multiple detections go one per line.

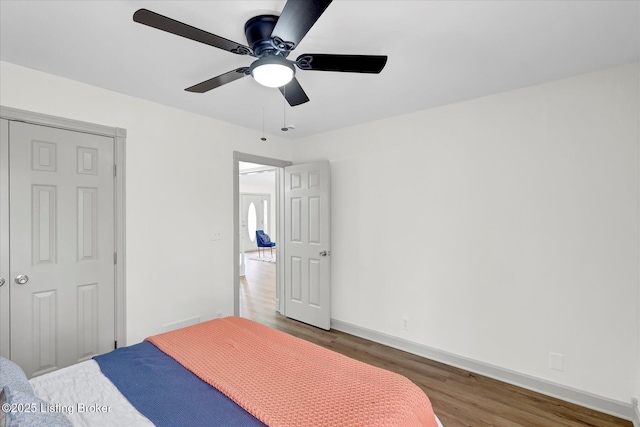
(29, 360), (153, 427)
(30, 357), (444, 427)
(27, 317), (445, 427)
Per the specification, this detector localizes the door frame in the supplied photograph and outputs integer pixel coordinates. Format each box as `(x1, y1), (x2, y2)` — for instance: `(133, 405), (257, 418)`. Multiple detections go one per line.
(233, 152), (291, 317)
(0, 106), (127, 352)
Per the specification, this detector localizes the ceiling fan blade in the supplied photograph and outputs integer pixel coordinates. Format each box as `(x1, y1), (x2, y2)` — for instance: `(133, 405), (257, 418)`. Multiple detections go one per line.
(133, 9), (252, 55)
(278, 78), (310, 106)
(185, 68), (249, 93)
(271, 0), (332, 50)
(296, 54), (388, 73)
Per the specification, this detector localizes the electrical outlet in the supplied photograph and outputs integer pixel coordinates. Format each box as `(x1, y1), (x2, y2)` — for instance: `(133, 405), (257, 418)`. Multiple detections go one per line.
(402, 316), (409, 331)
(212, 231), (222, 241)
(549, 352), (564, 371)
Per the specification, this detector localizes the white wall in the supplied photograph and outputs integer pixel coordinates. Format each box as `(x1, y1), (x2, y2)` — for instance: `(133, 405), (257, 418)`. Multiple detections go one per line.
(0, 61), (293, 345)
(2, 58), (638, 412)
(292, 63), (640, 404)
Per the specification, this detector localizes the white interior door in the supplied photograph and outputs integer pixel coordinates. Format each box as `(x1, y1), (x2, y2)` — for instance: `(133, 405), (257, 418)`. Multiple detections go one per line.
(9, 121), (115, 378)
(284, 161), (331, 330)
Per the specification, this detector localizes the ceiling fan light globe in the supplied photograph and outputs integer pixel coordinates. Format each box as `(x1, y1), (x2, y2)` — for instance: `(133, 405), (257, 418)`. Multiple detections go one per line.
(252, 63), (294, 88)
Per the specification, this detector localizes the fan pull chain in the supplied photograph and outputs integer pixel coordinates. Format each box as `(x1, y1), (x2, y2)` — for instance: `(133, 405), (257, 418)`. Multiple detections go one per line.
(281, 85), (289, 132)
(261, 107), (267, 141)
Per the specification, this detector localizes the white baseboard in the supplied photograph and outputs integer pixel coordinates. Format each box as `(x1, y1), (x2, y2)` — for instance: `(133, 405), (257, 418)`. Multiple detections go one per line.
(330, 318), (636, 423)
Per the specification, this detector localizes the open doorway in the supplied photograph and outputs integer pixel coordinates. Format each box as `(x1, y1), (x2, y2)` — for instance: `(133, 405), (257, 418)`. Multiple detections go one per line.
(234, 153), (332, 330)
(233, 152), (291, 323)
(239, 163), (277, 320)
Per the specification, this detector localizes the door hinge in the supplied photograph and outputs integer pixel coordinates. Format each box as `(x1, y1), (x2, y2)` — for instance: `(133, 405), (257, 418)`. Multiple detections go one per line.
(113, 252), (117, 264)
(113, 164), (117, 176)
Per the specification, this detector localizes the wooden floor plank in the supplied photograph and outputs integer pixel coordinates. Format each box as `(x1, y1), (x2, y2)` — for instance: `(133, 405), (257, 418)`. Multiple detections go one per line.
(239, 253), (632, 427)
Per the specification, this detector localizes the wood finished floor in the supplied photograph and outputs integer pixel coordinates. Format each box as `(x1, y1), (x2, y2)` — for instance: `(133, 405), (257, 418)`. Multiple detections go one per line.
(239, 253), (632, 427)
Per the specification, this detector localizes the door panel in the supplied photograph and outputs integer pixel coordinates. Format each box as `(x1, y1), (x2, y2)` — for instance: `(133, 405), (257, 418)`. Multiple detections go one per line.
(9, 121), (115, 377)
(32, 185), (57, 264)
(284, 161), (330, 330)
(32, 290), (57, 372)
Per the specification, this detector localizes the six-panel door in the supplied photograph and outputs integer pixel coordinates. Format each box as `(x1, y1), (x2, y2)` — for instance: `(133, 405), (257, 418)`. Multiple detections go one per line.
(284, 161), (331, 330)
(9, 121), (116, 377)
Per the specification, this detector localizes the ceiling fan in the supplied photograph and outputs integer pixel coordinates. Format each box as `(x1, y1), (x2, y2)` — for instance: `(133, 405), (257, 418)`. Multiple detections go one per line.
(133, 0), (388, 106)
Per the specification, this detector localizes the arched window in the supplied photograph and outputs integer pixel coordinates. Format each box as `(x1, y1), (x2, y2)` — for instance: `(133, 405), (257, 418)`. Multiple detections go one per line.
(263, 200), (268, 233)
(248, 202), (257, 241)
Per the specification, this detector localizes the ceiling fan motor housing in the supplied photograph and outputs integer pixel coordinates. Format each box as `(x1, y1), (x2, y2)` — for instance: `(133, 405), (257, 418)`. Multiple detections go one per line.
(244, 15), (286, 57)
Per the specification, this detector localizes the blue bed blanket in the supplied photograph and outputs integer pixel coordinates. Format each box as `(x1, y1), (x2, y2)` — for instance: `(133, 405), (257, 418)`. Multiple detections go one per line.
(94, 341), (266, 427)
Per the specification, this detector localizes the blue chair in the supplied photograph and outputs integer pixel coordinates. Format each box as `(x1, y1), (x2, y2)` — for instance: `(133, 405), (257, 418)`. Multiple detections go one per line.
(256, 230), (276, 257)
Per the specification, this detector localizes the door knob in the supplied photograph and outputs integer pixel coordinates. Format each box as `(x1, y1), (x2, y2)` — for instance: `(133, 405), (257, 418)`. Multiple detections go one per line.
(0, 277), (4, 287)
(15, 275), (29, 285)
(319, 251), (331, 257)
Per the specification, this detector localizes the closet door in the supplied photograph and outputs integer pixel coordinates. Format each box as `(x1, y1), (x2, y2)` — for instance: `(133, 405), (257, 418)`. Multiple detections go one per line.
(9, 121), (115, 377)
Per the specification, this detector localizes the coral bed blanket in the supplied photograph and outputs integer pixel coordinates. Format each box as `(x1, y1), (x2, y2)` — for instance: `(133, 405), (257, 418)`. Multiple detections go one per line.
(146, 316), (438, 427)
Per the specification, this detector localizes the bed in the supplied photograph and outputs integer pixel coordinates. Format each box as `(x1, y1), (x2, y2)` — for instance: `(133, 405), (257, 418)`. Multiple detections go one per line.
(2, 316), (443, 427)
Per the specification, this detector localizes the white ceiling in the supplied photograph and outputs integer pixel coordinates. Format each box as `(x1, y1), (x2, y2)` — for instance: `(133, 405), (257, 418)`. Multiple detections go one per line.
(1, 1), (638, 139)
(239, 162), (276, 190)
(239, 161), (276, 173)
